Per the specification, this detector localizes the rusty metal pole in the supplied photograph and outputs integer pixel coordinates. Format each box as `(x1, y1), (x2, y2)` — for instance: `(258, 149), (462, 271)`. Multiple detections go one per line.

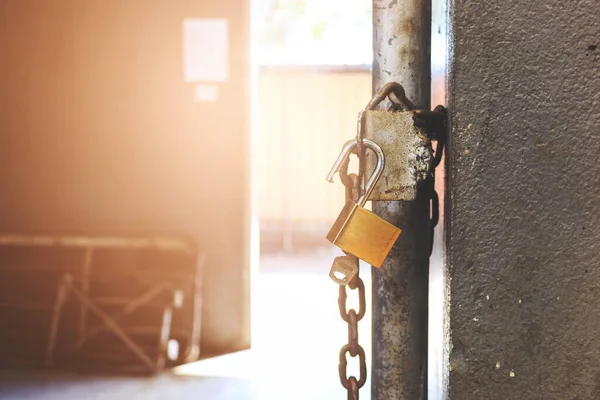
(371, 0), (431, 399)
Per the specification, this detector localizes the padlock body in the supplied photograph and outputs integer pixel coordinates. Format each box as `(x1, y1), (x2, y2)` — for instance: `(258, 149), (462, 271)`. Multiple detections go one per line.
(364, 110), (433, 200)
(326, 199), (401, 268)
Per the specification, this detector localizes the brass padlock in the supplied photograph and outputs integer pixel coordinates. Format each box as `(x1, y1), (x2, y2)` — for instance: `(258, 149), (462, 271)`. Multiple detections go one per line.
(326, 139), (401, 268)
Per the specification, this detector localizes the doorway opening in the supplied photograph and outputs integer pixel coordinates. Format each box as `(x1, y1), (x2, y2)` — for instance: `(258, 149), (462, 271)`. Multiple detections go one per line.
(178, 1), (374, 398)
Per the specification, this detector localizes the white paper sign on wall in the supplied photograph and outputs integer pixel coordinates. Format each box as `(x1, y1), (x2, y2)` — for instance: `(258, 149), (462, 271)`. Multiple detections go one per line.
(183, 19), (228, 82)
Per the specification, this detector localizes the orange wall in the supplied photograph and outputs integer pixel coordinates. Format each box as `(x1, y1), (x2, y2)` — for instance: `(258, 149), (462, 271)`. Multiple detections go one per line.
(0, 6), (6, 227)
(0, 0), (250, 355)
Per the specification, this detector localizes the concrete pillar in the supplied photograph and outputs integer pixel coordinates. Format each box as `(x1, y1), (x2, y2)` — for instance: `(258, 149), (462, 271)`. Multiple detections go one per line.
(447, 0), (600, 398)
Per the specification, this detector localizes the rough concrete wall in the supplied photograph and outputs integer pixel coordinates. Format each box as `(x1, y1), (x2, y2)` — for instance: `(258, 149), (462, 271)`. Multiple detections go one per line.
(447, 0), (600, 398)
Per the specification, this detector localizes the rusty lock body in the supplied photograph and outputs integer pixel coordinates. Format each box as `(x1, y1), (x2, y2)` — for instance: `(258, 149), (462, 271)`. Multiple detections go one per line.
(362, 83), (433, 201)
(326, 139), (401, 268)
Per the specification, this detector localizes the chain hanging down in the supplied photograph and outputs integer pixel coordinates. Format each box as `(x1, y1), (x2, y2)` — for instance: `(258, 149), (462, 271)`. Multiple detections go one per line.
(336, 173), (367, 400)
(413, 105), (447, 255)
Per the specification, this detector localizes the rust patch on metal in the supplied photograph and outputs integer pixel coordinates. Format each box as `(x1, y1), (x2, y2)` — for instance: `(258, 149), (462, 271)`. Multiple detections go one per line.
(364, 110), (433, 200)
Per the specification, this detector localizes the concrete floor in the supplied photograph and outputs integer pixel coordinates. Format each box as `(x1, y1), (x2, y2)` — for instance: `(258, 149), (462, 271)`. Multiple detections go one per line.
(0, 249), (372, 400)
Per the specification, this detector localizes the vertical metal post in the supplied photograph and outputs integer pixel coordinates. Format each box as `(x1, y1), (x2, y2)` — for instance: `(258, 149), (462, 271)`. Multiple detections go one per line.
(371, 1), (431, 399)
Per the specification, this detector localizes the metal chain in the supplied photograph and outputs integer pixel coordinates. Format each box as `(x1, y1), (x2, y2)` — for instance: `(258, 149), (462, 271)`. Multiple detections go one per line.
(413, 105), (447, 255)
(337, 173), (367, 400)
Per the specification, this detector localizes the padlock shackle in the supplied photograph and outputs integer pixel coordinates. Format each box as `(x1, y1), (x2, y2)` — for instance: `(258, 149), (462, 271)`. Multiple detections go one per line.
(365, 82), (416, 111)
(326, 138), (385, 206)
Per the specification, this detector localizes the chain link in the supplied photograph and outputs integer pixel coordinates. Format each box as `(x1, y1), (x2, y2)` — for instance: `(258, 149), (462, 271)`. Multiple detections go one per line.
(338, 278), (366, 323)
(347, 377), (359, 400)
(339, 344), (367, 390)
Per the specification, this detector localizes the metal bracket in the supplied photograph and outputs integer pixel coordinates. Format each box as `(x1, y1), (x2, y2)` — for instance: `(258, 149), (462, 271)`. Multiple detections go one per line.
(414, 105), (448, 169)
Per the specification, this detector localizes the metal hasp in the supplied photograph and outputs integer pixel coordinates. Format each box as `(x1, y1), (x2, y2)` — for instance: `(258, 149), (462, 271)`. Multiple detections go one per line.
(371, 0), (431, 400)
